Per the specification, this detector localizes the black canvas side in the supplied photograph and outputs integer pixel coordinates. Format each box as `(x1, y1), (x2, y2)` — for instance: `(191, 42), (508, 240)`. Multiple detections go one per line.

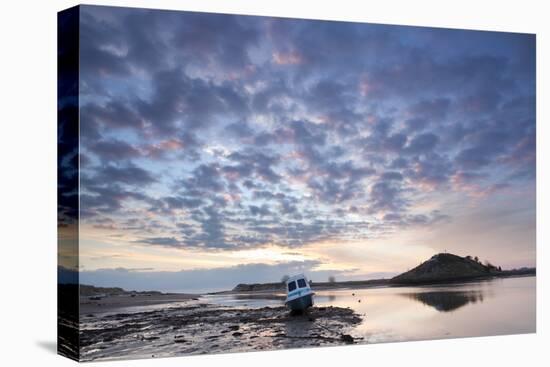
(57, 5), (80, 362)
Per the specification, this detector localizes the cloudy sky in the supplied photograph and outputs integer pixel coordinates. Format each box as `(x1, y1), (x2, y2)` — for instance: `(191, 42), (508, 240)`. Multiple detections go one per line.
(73, 5), (535, 292)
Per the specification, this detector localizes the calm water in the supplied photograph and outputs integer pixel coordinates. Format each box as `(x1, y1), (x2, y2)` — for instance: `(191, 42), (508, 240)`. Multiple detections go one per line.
(205, 276), (536, 343)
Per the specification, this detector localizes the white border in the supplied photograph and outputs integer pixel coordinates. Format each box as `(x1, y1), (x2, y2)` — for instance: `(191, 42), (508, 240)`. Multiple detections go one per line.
(0, 1), (547, 366)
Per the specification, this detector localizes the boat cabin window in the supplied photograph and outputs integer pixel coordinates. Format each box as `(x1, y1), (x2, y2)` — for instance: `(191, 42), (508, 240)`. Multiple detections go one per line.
(297, 278), (307, 288)
(288, 281), (297, 292)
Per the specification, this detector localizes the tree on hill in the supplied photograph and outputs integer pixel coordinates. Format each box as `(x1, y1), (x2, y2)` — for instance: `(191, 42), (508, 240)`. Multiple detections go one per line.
(328, 275), (336, 283)
(484, 260), (498, 271)
(281, 275), (290, 284)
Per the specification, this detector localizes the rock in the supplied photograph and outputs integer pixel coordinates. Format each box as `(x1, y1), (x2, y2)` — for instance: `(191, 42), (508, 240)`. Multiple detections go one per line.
(340, 334), (354, 344)
(232, 332), (243, 337)
(228, 325), (239, 331)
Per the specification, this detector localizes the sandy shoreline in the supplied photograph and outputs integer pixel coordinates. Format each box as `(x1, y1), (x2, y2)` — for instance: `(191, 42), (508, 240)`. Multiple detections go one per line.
(79, 301), (362, 361)
(77, 281), (385, 316)
(67, 275), (536, 361)
(80, 293), (199, 314)
(74, 287), (364, 361)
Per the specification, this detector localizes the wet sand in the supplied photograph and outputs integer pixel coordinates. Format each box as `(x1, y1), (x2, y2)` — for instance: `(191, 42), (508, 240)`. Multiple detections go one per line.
(80, 293), (198, 314)
(79, 300), (362, 361)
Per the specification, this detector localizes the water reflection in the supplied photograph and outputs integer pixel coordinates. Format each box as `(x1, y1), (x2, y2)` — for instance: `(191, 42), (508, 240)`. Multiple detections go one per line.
(400, 290), (484, 312)
(233, 294), (285, 301)
(206, 277), (535, 343)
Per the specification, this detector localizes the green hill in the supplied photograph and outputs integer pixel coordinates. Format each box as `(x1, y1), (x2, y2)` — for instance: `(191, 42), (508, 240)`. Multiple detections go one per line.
(391, 253), (500, 284)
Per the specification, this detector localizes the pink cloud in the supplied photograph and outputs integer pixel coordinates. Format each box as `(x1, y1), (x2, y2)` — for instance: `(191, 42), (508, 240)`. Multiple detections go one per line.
(272, 50), (304, 65)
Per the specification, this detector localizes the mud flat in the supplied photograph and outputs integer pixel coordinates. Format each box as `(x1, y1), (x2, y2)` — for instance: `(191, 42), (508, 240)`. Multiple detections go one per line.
(79, 303), (362, 361)
(80, 293), (198, 314)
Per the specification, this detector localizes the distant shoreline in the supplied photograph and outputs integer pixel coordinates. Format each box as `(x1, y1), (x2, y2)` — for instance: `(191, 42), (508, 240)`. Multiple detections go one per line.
(56, 271), (537, 318)
(226, 254), (536, 294)
(62, 265), (536, 313)
(220, 269), (536, 294)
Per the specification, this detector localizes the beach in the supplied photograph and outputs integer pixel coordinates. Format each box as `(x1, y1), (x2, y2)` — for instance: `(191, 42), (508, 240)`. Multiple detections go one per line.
(79, 294), (361, 361)
(73, 275), (535, 361)
(80, 293), (199, 314)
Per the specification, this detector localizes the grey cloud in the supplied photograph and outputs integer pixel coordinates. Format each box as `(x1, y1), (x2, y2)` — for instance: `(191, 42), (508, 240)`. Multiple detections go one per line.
(227, 150), (281, 184)
(406, 153), (454, 186)
(139, 237), (180, 247)
(163, 196), (204, 210)
(80, 184), (150, 215)
(76, 8), (534, 254)
(184, 164), (225, 193)
(409, 98), (451, 121)
(404, 133), (439, 155)
(383, 210), (450, 227)
(381, 171), (403, 181)
(172, 12), (260, 72)
(225, 121), (255, 138)
(95, 164), (157, 186)
(80, 260), (350, 292)
(81, 101), (144, 132)
(79, 10), (129, 77)
(88, 139), (142, 160)
(369, 181), (406, 214)
(249, 204), (272, 217)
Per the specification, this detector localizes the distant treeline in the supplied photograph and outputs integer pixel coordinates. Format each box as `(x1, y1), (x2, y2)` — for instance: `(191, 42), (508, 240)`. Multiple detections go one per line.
(231, 253), (536, 292)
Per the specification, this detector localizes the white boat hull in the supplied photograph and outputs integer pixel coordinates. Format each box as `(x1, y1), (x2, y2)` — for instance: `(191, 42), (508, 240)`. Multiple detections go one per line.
(285, 293), (314, 311)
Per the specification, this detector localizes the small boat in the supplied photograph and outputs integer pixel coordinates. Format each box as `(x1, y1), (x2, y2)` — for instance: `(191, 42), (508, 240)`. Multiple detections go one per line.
(285, 274), (315, 312)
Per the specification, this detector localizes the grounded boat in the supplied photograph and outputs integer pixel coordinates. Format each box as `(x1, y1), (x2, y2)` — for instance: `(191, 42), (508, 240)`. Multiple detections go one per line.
(285, 274), (315, 312)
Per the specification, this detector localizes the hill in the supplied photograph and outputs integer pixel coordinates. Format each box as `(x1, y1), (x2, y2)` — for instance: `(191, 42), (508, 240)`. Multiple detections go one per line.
(390, 253), (500, 284)
(230, 253), (535, 292)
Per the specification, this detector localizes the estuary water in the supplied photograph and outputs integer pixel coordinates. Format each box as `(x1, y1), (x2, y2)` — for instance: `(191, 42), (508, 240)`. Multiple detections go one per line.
(206, 276), (536, 343)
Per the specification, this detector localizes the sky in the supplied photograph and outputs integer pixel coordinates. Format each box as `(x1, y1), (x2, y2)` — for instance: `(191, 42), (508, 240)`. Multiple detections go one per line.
(69, 5), (535, 292)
